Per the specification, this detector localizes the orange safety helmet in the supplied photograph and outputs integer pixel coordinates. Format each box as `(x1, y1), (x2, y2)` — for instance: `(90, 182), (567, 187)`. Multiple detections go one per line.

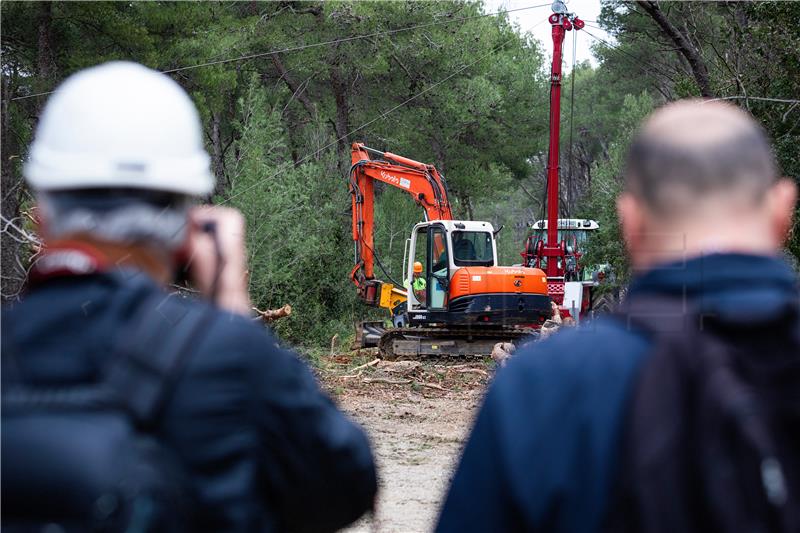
(413, 261), (423, 273)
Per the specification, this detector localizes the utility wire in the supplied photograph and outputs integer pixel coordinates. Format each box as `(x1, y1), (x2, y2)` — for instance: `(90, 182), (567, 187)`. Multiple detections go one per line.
(566, 27), (577, 220)
(223, 20), (548, 205)
(705, 96), (800, 105)
(10, 3), (552, 102)
(582, 25), (676, 82)
(580, 26), (678, 83)
(581, 25), (800, 108)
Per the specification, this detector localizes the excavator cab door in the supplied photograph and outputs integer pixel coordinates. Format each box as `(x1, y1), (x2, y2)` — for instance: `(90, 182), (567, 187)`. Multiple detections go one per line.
(407, 223), (449, 312)
(427, 225), (449, 310)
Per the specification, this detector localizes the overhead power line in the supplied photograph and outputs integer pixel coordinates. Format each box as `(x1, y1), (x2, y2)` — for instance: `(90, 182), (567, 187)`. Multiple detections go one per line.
(581, 25), (800, 109)
(706, 96), (800, 105)
(10, 3), (552, 102)
(580, 26), (678, 83)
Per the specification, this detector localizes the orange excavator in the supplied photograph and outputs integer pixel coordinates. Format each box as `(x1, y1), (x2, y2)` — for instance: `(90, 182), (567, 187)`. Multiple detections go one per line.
(349, 142), (552, 358)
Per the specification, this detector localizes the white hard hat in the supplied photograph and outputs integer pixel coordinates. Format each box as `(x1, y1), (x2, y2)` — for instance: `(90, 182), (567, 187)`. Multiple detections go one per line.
(24, 61), (214, 196)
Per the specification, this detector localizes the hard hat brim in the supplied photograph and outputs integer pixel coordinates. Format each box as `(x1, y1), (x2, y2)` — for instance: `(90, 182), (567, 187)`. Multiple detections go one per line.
(24, 145), (215, 197)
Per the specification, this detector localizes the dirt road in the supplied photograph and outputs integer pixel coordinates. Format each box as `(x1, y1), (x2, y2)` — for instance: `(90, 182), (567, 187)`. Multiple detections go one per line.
(320, 355), (491, 533)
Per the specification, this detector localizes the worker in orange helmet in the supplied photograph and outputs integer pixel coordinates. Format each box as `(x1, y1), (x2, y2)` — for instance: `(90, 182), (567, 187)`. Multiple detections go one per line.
(411, 261), (427, 306)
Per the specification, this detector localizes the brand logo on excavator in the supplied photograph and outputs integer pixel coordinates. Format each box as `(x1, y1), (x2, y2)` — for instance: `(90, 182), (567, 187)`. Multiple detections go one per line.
(380, 170), (411, 189)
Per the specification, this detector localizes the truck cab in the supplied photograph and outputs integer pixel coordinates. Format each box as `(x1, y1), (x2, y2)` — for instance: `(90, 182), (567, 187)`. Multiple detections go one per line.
(528, 218), (599, 280)
(525, 218), (604, 321)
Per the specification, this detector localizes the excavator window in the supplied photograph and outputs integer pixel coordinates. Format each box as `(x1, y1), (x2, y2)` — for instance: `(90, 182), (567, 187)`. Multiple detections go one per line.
(452, 231), (493, 267)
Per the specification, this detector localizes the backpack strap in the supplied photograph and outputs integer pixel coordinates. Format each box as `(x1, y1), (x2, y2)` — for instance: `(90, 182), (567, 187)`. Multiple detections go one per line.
(105, 292), (216, 428)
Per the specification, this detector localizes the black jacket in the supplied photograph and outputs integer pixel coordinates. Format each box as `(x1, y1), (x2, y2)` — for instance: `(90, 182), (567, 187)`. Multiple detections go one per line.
(2, 269), (377, 532)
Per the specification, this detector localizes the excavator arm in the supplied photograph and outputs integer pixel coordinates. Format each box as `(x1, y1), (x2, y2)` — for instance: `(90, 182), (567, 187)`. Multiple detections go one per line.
(349, 142), (453, 308)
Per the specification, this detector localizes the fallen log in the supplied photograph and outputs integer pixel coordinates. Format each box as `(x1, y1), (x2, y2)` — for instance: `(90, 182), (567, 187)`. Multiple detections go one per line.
(253, 304), (292, 322)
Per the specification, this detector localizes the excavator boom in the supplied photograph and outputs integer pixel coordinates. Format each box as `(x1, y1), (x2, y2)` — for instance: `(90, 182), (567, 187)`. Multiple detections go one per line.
(350, 143), (452, 294)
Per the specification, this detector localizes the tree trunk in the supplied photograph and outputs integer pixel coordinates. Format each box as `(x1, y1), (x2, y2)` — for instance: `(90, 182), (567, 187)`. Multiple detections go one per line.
(1, 3), (57, 301)
(37, 2), (56, 85)
(463, 195), (474, 221)
(431, 134), (447, 174)
(210, 111), (228, 197)
(636, 1), (713, 97)
(271, 54), (317, 118)
(1, 74), (24, 302)
(328, 55), (351, 174)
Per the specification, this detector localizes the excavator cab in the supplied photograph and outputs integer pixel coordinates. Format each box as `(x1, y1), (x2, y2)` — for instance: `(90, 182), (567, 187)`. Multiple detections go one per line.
(405, 220), (498, 313)
(399, 219), (552, 331)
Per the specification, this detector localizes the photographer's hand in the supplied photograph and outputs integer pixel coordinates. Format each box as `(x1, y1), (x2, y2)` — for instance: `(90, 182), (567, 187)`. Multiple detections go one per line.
(187, 206), (252, 316)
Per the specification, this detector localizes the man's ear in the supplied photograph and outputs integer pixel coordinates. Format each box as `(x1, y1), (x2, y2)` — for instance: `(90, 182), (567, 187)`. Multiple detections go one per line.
(767, 178), (798, 246)
(616, 192), (644, 254)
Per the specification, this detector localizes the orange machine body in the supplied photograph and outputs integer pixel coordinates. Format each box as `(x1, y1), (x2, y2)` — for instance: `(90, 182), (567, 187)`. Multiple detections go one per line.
(448, 266), (548, 300)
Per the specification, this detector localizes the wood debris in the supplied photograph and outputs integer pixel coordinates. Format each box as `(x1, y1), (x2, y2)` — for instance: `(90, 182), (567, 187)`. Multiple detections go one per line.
(350, 358), (380, 372)
(379, 360), (422, 374)
(491, 342), (516, 367)
(418, 381), (450, 392)
(329, 334), (339, 356)
(362, 377), (412, 385)
(456, 368), (488, 377)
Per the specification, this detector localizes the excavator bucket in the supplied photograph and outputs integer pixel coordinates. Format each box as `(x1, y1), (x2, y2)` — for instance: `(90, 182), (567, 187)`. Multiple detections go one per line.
(354, 320), (387, 349)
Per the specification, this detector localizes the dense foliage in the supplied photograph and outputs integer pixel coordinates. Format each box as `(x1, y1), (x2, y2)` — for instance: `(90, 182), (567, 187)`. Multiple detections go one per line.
(2, 1), (798, 348)
(581, 1), (800, 273)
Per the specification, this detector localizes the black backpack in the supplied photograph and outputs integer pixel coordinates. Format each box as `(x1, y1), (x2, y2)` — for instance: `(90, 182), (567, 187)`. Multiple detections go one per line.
(606, 296), (800, 533)
(2, 293), (214, 532)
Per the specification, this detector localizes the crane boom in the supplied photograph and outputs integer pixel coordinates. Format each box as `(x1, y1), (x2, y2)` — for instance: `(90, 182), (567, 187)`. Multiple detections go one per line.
(521, 4), (585, 311)
(541, 6), (584, 278)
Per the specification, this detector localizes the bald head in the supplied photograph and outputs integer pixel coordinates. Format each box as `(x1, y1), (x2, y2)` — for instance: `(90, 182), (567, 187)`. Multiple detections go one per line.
(625, 100), (777, 217)
(618, 100), (797, 270)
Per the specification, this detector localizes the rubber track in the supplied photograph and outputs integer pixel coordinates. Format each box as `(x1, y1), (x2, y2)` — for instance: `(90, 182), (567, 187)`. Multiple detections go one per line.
(378, 327), (536, 360)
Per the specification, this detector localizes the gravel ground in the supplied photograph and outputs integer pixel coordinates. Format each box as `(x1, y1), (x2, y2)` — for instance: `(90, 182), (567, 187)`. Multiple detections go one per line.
(319, 355), (490, 533)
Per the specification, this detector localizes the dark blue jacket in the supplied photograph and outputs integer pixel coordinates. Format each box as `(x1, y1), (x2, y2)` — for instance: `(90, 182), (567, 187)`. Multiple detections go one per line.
(437, 253), (799, 533)
(2, 270), (377, 532)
